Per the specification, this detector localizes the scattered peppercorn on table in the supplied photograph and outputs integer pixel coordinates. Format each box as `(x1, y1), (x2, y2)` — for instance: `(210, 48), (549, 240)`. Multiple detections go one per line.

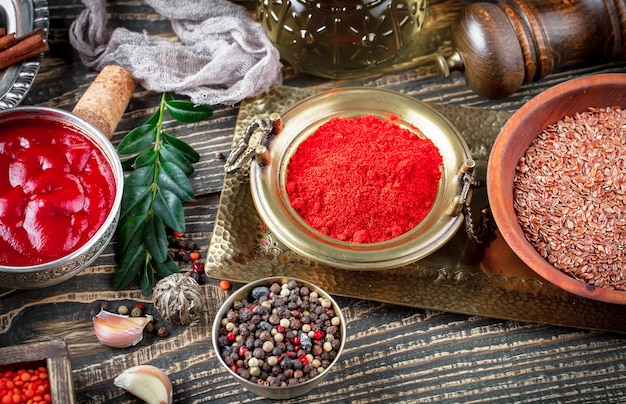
(2, 0), (626, 402)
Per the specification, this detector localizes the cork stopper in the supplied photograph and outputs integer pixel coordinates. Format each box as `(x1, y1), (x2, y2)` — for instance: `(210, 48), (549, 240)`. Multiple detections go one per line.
(72, 65), (136, 138)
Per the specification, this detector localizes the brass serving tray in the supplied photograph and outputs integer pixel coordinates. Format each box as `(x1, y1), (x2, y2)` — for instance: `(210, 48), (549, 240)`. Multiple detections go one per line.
(206, 85), (626, 334)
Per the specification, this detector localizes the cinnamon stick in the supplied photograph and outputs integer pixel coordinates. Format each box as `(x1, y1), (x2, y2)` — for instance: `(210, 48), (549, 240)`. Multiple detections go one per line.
(0, 33), (17, 50)
(0, 27), (49, 70)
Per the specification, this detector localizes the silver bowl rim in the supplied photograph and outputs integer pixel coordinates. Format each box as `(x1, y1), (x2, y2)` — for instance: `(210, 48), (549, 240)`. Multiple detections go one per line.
(0, 106), (124, 272)
(211, 276), (347, 399)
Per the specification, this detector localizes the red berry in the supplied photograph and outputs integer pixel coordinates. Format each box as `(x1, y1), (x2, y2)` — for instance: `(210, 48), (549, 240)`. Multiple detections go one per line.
(226, 331), (235, 342)
(314, 330), (324, 339)
(219, 280), (232, 290)
(298, 354), (309, 365)
(191, 261), (204, 273)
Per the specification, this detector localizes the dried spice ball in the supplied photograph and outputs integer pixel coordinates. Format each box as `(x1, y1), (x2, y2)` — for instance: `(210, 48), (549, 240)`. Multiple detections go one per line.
(153, 273), (204, 325)
(215, 279), (343, 389)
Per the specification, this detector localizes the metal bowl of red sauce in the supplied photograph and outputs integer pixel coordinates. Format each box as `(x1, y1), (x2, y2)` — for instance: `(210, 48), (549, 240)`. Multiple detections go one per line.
(249, 87), (473, 270)
(0, 107), (123, 289)
(488, 73), (626, 304)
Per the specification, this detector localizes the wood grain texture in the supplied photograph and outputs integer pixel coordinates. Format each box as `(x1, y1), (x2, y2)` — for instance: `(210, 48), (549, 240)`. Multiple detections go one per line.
(0, 0), (626, 403)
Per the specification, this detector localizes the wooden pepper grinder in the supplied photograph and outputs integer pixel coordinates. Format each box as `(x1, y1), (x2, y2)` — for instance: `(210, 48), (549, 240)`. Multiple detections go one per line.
(438, 0), (626, 99)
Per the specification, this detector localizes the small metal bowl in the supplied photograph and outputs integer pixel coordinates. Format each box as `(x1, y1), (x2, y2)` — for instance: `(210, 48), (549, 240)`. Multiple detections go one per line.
(212, 277), (347, 400)
(0, 107), (123, 289)
(487, 73), (626, 304)
(250, 87), (473, 270)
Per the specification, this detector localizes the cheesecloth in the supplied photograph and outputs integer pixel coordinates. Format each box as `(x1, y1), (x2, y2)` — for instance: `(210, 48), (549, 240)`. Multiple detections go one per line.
(69, 0), (283, 106)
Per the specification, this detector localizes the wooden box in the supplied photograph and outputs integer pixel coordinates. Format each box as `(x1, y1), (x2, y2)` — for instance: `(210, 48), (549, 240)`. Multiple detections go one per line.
(0, 340), (75, 403)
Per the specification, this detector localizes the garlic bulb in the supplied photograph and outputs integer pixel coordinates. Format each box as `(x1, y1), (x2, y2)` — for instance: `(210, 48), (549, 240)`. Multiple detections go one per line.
(114, 365), (173, 404)
(93, 309), (153, 348)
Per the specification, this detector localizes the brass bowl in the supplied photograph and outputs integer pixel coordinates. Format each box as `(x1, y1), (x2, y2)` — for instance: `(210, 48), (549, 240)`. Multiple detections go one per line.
(0, 107), (123, 289)
(212, 277), (347, 400)
(250, 87), (473, 270)
(487, 73), (626, 304)
(257, 0), (429, 79)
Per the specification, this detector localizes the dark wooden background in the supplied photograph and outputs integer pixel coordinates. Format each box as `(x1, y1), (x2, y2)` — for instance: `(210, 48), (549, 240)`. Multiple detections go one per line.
(2, 0), (626, 402)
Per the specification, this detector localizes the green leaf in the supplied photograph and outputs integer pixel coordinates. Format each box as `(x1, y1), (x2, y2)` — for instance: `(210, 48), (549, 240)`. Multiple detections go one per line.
(120, 185), (152, 225)
(157, 161), (195, 201)
(114, 243), (145, 289)
(126, 166), (155, 187)
(143, 214), (168, 263)
(117, 123), (157, 155)
(140, 259), (155, 296)
(163, 132), (200, 163)
(114, 92), (213, 296)
(152, 256), (180, 278)
(160, 143), (194, 176)
(121, 156), (135, 171)
(133, 150), (157, 169)
(165, 99), (213, 123)
(153, 188), (185, 233)
(116, 214), (148, 255)
(144, 110), (160, 126)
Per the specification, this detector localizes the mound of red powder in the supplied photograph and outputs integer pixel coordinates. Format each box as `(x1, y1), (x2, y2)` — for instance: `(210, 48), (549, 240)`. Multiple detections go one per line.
(286, 114), (443, 244)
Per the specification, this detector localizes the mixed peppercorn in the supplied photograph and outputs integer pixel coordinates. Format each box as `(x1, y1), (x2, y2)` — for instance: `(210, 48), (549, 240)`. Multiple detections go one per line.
(0, 367), (51, 404)
(168, 232), (205, 284)
(216, 280), (342, 387)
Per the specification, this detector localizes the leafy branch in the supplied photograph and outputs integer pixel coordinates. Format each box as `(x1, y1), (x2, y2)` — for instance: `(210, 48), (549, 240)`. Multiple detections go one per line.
(114, 93), (213, 295)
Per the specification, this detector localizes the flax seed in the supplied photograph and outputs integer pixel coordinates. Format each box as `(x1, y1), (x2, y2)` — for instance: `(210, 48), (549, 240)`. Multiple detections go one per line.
(514, 107), (626, 291)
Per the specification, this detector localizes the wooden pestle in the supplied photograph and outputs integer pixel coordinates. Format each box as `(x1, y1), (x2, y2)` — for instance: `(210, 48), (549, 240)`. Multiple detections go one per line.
(438, 0), (626, 99)
(72, 65), (136, 138)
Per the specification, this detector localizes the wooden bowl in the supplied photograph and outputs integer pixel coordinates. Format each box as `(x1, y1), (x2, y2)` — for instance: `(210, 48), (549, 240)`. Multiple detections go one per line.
(487, 73), (626, 304)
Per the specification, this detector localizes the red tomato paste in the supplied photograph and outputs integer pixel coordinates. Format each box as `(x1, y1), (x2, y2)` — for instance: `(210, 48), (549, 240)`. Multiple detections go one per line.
(0, 118), (116, 266)
(286, 114), (443, 244)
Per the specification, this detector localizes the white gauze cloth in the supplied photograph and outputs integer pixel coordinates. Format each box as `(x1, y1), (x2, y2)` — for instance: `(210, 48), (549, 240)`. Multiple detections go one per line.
(69, 0), (283, 106)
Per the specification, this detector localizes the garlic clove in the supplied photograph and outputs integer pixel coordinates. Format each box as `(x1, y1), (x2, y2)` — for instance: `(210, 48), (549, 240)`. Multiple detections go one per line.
(93, 309), (153, 348)
(114, 365), (173, 404)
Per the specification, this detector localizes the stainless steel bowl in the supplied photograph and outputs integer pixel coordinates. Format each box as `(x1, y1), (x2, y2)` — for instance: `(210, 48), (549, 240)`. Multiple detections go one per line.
(0, 107), (123, 289)
(212, 277), (347, 400)
(250, 87), (473, 270)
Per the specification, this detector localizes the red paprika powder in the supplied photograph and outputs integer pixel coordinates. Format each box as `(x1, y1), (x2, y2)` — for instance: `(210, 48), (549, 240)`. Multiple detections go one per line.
(286, 114), (443, 243)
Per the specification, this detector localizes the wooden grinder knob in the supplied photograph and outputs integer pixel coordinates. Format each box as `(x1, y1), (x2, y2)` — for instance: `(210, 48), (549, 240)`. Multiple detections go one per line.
(439, 0), (626, 99)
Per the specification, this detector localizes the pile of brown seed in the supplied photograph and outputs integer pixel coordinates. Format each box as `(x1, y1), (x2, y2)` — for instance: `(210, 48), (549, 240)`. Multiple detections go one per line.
(514, 106), (626, 291)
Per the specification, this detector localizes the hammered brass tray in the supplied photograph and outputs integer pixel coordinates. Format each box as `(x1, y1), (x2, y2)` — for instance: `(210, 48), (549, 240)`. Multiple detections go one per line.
(206, 85), (626, 334)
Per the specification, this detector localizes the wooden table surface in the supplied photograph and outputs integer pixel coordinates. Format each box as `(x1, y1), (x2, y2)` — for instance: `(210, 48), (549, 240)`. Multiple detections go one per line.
(2, 0), (626, 402)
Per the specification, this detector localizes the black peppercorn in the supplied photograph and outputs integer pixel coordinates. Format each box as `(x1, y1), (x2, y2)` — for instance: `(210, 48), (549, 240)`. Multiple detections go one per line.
(217, 280), (342, 388)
